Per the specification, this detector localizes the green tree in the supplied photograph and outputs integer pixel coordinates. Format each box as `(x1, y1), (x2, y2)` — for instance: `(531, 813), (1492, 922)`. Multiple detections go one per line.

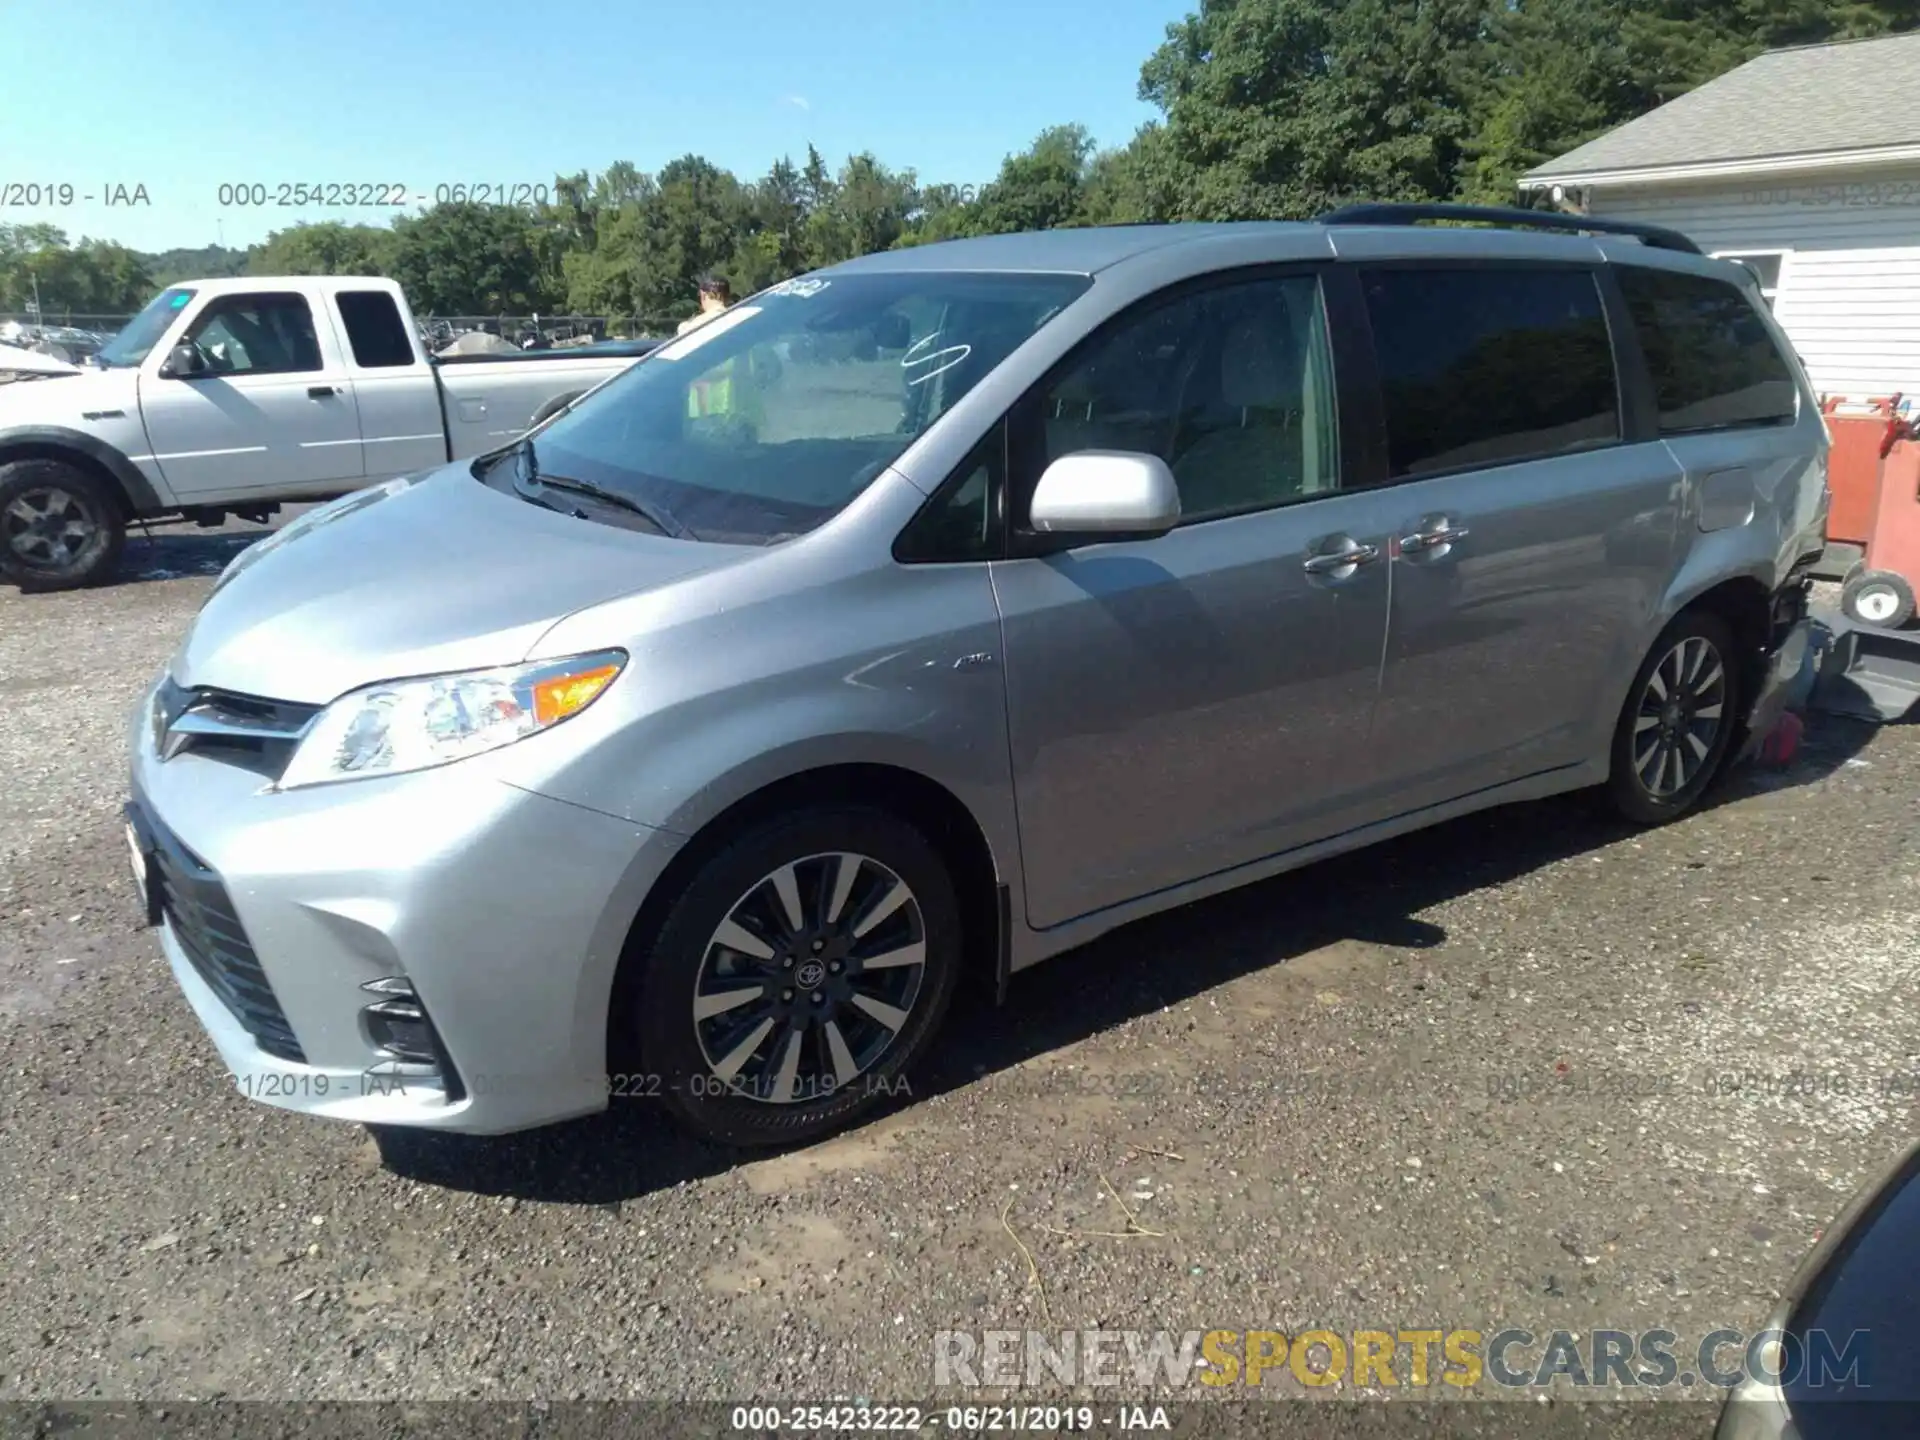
(387, 202), (556, 316)
(249, 222), (397, 277)
(1077, 127), (1179, 225)
(1140, 0), (1492, 221)
(141, 244), (249, 287)
(972, 125), (1098, 234)
(0, 229), (155, 314)
(637, 154), (748, 322)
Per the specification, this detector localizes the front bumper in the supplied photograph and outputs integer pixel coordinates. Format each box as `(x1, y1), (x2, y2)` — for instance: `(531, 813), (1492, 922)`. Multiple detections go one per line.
(127, 684), (686, 1134)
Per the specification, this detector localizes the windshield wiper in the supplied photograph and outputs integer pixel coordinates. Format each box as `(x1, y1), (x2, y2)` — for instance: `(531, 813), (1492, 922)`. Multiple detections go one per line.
(533, 472), (691, 540)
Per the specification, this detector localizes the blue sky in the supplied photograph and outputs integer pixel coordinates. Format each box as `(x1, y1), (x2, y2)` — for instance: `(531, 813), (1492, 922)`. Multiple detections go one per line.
(3, 0), (1180, 253)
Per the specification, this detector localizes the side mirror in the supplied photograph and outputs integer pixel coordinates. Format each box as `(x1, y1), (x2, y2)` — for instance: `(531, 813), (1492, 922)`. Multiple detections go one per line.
(161, 341), (206, 379)
(1028, 451), (1182, 544)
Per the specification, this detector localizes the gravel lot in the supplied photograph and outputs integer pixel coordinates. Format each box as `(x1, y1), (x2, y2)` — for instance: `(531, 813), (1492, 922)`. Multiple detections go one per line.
(2, 522), (1917, 1420)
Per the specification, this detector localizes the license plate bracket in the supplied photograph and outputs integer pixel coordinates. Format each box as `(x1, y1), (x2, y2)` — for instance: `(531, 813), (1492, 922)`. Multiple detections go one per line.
(123, 807), (162, 929)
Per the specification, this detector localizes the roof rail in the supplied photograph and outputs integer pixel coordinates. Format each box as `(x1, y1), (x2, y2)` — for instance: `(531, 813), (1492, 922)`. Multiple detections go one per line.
(1317, 202), (1704, 256)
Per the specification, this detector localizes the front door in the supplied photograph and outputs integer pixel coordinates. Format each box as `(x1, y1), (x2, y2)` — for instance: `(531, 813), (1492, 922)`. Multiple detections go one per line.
(138, 290), (364, 500)
(1357, 263), (1685, 810)
(992, 270), (1399, 930)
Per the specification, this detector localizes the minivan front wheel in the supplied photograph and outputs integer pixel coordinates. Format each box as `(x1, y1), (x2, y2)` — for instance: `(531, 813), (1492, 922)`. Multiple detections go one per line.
(624, 807), (961, 1146)
(1607, 611), (1741, 825)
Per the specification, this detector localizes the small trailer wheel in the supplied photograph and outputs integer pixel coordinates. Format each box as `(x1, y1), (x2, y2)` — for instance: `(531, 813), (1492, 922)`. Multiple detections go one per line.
(1840, 567), (1917, 629)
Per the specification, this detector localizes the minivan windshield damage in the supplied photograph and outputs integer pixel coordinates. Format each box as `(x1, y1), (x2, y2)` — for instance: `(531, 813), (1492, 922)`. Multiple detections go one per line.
(492, 271), (1089, 544)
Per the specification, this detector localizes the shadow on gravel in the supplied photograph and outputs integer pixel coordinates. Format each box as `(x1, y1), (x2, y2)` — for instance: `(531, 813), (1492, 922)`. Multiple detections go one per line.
(372, 708), (1883, 1205)
(117, 525), (269, 584)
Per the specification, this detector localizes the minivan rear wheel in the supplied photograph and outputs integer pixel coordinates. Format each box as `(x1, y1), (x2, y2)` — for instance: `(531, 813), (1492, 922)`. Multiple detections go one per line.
(1606, 610), (1741, 825)
(622, 806), (961, 1147)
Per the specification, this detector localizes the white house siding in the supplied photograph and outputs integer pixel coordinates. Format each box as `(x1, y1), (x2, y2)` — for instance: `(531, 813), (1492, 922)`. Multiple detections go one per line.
(1587, 165), (1920, 401)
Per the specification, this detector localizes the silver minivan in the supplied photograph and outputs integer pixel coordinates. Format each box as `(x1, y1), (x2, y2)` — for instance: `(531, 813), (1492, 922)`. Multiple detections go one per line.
(126, 206), (1827, 1145)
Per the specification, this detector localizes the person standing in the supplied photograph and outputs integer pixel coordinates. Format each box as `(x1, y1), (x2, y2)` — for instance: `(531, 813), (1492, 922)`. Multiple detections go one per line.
(680, 273), (770, 438)
(678, 274), (733, 335)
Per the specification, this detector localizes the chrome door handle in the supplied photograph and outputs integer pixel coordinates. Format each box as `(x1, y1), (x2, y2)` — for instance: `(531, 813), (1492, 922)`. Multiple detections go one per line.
(1399, 523), (1470, 554)
(1303, 541), (1380, 576)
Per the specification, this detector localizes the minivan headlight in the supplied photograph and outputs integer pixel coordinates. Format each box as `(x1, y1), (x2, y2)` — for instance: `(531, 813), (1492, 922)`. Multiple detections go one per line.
(276, 650), (626, 791)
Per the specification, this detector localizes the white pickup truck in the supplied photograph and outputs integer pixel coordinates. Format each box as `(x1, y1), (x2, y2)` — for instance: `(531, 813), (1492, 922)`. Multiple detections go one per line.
(0, 275), (659, 589)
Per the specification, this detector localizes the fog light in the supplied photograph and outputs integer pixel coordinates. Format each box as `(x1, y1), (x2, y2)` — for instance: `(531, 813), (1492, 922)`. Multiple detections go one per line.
(359, 976), (439, 1065)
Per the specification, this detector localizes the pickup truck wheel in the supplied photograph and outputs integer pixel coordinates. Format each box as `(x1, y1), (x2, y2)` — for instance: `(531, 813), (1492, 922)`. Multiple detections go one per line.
(0, 459), (126, 592)
(1606, 610), (1741, 826)
(619, 806), (961, 1148)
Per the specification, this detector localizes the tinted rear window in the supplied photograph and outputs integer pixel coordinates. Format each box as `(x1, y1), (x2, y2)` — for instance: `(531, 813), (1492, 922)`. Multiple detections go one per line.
(336, 290), (416, 368)
(1362, 266), (1620, 478)
(1617, 267), (1797, 434)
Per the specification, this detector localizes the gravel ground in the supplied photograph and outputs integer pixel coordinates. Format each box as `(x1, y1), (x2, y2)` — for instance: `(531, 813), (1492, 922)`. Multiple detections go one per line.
(1, 527), (1917, 1422)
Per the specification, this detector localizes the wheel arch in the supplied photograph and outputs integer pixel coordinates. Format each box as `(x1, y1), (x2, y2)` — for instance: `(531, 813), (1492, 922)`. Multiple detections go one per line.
(528, 390), (585, 429)
(605, 762), (1008, 1071)
(1678, 574), (1774, 720)
(1629, 574), (1775, 779)
(0, 426), (167, 516)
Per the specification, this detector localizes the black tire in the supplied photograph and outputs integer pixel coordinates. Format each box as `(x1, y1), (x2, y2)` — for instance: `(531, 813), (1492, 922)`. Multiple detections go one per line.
(0, 458), (126, 592)
(618, 806), (961, 1147)
(528, 390), (583, 428)
(1606, 609), (1742, 826)
(1840, 566), (1916, 630)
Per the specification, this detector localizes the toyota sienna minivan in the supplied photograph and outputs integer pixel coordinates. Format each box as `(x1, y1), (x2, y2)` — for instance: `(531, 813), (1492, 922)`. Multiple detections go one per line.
(126, 205), (1827, 1146)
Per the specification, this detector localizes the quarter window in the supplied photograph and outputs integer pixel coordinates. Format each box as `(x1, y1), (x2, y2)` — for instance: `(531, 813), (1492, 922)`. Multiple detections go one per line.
(1712, 251), (1785, 309)
(336, 290), (417, 368)
(896, 423), (1001, 562)
(1025, 274), (1340, 524)
(187, 293), (323, 376)
(1361, 266), (1621, 479)
(1617, 267), (1798, 434)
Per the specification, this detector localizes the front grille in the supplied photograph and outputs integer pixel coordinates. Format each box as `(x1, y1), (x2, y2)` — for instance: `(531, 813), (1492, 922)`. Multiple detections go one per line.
(146, 816), (306, 1063)
(153, 678), (319, 780)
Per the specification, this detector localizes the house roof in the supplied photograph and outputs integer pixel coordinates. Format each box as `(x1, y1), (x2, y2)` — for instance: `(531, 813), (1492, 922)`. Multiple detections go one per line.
(1523, 31), (1920, 183)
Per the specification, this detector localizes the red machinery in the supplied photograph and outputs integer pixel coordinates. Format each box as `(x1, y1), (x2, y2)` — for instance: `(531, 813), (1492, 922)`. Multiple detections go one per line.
(1837, 407), (1920, 629)
(1820, 394), (1903, 553)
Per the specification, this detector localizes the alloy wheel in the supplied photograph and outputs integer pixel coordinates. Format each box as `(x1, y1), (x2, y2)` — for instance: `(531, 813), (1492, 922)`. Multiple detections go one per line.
(4, 486), (98, 570)
(1632, 634), (1728, 799)
(692, 851), (928, 1105)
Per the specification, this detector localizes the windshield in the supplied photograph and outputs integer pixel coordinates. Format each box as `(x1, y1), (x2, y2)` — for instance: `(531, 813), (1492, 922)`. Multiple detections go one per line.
(96, 286), (195, 368)
(523, 270), (1089, 543)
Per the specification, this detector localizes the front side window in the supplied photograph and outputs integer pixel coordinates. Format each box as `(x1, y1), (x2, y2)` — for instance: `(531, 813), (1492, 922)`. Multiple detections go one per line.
(187, 294), (323, 376)
(1618, 266), (1798, 434)
(97, 286), (195, 368)
(1362, 266), (1621, 479)
(1022, 273), (1340, 525)
(528, 271), (1089, 545)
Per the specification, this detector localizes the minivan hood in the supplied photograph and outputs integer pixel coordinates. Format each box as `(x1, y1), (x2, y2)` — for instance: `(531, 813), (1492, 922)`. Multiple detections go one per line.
(176, 464), (750, 704)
